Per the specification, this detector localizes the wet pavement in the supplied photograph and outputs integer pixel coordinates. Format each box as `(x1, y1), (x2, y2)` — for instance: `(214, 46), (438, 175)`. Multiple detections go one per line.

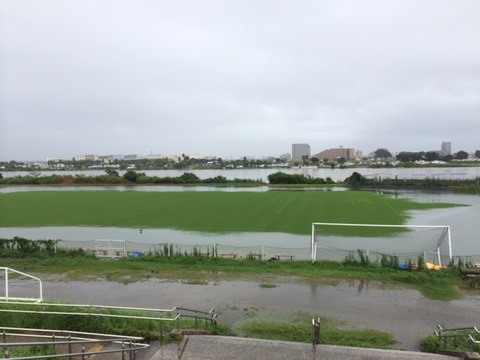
(143, 336), (462, 360)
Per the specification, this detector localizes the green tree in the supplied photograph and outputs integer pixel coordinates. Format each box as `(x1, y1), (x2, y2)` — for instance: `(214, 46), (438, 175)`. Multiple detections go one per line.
(301, 155), (310, 166)
(374, 148), (392, 159)
(475, 150), (480, 159)
(123, 169), (139, 182)
(180, 172), (200, 183)
(105, 168), (120, 177)
(442, 154), (454, 162)
(425, 151), (439, 162)
(455, 150), (468, 160)
(344, 171), (367, 186)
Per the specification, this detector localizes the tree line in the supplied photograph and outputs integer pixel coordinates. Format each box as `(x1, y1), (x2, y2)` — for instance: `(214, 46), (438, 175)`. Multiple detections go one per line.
(0, 170), (263, 186)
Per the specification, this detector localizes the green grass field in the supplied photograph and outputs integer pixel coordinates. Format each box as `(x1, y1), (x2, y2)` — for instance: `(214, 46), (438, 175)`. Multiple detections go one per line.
(0, 190), (463, 235)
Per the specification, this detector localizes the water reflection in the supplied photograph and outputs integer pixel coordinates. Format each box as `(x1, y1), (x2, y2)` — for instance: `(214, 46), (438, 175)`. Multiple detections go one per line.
(0, 185), (347, 194)
(347, 279), (369, 294)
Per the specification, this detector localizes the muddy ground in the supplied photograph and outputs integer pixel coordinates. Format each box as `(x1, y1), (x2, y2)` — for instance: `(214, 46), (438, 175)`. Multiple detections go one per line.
(15, 277), (478, 351)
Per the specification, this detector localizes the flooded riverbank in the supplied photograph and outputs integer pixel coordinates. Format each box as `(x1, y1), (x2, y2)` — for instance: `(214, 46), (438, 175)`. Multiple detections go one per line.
(31, 277), (480, 351)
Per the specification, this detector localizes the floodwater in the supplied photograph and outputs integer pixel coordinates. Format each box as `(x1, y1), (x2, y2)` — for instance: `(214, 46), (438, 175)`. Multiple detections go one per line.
(8, 276), (480, 351)
(1, 188), (480, 258)
(2, 185), (480, 351)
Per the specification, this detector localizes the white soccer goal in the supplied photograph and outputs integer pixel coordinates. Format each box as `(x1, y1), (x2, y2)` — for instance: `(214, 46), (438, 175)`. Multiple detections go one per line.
(311, 222), (452, 266)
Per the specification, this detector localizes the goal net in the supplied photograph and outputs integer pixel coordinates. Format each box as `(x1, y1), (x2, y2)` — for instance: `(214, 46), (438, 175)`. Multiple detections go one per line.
(95, 239), (127, 258)
(311, 222), (452, 266)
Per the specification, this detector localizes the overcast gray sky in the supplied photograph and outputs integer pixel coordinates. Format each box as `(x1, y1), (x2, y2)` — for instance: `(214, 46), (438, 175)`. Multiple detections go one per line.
(1, 0), (479, 161)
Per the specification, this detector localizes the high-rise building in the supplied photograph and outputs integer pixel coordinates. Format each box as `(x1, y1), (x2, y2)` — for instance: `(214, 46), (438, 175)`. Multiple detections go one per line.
(292, 144), (311, 163)
(441, 142), (452, 156)
(314, 146), (355, 161)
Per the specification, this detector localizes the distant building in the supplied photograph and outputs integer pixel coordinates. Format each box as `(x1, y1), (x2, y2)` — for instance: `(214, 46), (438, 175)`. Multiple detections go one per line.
(292, 144), (311, 163)
(145, 154), (165, 160)
(45, 157), (63, 164)
(123, 154), (137, 160)
(98, 155), (114, 163)
(314, 146), (355, 161)
(165, 155), (182, 162)
(75, 154), (98, 161)
(186, 154), (203, 160)
(441, 142), (452, 156)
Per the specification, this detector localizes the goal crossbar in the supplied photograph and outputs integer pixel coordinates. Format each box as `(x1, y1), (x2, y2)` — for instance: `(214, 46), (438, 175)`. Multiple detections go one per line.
(311, 222), (452, 265)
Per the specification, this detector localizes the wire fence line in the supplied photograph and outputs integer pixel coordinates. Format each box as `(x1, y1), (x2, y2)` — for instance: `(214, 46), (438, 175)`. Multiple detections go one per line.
(85, 240), (310, 261)
(56, 239), (480, 264)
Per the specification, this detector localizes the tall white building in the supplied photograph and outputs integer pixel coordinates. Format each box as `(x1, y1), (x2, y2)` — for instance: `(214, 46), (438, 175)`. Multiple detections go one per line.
(441, 142), (452, 156)
(292, 143), (311, 163)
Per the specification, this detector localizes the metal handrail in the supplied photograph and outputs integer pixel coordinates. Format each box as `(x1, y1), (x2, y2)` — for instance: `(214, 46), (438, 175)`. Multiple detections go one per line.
(435, 324), (480, 352)
(0, 300), (217, 342)
(1, 326), (143, 340)
(0, 301), (217, 324)
(174, 307), (217, 331)
(0, 268), (43, 303)
(0, 327), (148, 360)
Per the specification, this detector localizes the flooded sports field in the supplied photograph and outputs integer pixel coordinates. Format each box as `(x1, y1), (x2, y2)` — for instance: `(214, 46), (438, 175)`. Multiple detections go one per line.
(2, 185), (480, 351)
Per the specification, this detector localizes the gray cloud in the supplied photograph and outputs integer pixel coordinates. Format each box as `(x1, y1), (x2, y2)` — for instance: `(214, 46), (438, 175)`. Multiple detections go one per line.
(1, 0), (479, 161)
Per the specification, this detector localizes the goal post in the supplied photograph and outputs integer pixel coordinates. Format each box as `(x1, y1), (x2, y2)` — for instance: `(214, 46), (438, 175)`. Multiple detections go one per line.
(95, 239), (127, 258)
(311, 222), (452, 266)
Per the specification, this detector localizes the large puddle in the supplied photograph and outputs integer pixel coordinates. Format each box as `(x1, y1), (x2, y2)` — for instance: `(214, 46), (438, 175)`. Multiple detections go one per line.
(8, 276), (480, 351)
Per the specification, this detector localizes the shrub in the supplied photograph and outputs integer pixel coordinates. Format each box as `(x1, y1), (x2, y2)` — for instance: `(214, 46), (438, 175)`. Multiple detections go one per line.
(419, 335), (440, 353)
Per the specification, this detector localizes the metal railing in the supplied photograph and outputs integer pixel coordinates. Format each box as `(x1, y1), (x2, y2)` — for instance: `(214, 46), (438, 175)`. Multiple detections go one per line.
(435, 324), (480, 352)
(175, 307), (217, 332)
(0, 327), (148, 359)
(0, 268), (217, 359)
(0, 268), (43, 303)
(0, 300), (217, 342)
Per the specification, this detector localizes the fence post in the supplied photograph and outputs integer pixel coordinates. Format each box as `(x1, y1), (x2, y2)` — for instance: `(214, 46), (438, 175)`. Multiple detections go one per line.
(129, 340), (137, 360)
(312, 318), (320, 346)
(68, 333), (72, 360)
(159, 319), (163, 344)
(176, 309), (180, 331)
(2, 330), (6, 359)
